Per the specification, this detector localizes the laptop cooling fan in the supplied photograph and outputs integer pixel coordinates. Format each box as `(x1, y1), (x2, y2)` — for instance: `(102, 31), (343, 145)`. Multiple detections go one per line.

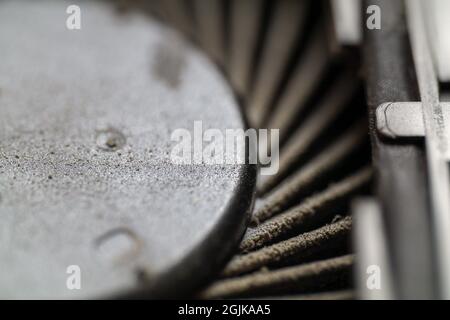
(0, 0), (372, 299)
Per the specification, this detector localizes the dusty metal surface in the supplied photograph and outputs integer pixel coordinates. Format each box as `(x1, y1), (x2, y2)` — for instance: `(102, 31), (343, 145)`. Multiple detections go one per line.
(149, 0), (371, 299)
(0, 0), (255, 299)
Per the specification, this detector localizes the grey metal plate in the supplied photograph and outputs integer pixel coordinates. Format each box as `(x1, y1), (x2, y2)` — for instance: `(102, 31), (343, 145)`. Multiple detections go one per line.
(0, 0), (255, 298)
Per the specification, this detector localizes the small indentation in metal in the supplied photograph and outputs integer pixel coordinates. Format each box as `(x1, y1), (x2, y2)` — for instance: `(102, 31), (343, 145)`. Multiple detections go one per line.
(95, 227), (141, 265)
(96, 128), (126, 152)
(135, 267), (153, 284)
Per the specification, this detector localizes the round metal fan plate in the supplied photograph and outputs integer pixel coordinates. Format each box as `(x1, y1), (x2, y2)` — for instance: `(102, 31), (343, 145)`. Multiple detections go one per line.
(0, 0), (255, 298)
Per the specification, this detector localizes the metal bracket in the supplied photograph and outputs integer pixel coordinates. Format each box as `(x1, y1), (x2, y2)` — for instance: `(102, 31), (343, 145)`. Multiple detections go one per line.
(374, 0), (450, 299)
(376, 102), (425, 139)
(377, 103), (450, 153)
